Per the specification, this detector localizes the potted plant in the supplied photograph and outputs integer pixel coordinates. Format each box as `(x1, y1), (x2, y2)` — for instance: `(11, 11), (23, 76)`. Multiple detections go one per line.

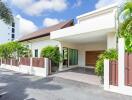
(41, 46), (62, 73)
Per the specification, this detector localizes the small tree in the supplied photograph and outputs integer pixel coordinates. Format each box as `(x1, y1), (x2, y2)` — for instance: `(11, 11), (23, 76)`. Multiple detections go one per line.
(41, 46), (62, 64)
(0, 41), (31, 59)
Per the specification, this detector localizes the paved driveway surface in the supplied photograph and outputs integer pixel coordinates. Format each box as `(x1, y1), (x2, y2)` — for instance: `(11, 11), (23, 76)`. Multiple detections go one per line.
(53, 67), (100, 85)
(0, 68), (132, 100)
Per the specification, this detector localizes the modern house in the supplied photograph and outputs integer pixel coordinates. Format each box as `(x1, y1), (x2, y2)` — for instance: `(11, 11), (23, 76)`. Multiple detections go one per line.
(1, 3), (132, 96)
(0, 17), (20, 44)
(19, 4), (117, 71)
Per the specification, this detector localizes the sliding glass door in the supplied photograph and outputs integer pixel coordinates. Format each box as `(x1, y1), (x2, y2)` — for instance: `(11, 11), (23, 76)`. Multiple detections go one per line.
(63, 47), (68, 67)
(63, 48), (78, 67)
(69, 49), (78, 66)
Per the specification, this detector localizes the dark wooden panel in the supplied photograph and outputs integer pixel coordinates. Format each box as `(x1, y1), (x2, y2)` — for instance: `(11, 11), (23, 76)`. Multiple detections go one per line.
(109, 61), (118, 86)
(125, 53), (132, 86)
(32, 58), (44, 68)
(85, 51), (104, 66)
(20, 57), (30, 66)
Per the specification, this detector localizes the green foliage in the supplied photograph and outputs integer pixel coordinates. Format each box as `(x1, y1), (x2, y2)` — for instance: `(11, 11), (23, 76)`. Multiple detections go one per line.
(0, 1), (14, 24)
(118, 1), (132, 53)
(95, 49), (118, 77)
(0, 41), (31, 59)
(41, 46), (62, 64)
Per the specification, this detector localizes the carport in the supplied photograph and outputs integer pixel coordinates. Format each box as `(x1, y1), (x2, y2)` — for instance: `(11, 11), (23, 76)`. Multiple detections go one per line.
(50, 5), (117, 85)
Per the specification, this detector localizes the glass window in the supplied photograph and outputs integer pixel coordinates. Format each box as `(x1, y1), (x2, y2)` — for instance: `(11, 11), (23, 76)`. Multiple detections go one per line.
(12, 22), (15, 27)
(11, 34), (15, 39)
(35, 49), (38, 57)
(69, 49), (78, 65)
(12, 28), (15, 33)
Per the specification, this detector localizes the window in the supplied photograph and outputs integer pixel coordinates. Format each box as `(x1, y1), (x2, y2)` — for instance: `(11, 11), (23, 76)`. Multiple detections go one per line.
(69, 49), (78, 65)
(12, 28), (15, 33)
(12, 22), (15, 27)
(11, 34), (15, 39)
(35, 49), (38, 57)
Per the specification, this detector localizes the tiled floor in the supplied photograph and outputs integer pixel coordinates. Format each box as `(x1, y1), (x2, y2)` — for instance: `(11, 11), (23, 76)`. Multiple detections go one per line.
(53, 67), (101, 86)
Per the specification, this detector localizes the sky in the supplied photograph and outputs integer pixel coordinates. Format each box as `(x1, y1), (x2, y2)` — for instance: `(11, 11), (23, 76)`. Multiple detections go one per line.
(3, 0), (123, 35)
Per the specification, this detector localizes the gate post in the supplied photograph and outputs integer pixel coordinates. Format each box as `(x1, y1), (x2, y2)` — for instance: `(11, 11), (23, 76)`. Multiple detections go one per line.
(104, 59), (110, 90)
(118, 38), (125, 87)
(44, 58), (49, 77)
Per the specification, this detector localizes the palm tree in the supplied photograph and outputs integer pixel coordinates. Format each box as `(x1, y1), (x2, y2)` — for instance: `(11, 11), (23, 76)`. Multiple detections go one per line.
(118, 0), (132, 37)
(118, 0), (132, 52)
(0, 0), (13, 24)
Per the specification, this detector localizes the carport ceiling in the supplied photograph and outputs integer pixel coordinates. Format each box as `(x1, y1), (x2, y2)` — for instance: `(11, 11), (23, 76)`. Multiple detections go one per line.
(57, 31), (107, 44)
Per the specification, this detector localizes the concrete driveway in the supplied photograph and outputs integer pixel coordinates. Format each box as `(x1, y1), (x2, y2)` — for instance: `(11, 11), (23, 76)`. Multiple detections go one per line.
(53, 67), (101, 85)
(0, 68), (132, 100)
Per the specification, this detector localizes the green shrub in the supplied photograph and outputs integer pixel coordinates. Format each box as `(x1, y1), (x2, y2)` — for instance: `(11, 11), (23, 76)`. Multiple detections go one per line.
(95, 49), (118, 77)
(41, 46), (62, 64)
(0, 41), (31, 59)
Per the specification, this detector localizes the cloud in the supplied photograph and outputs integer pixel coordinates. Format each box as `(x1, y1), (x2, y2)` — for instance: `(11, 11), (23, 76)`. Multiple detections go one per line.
(12, 0), (33, 8)
(43, 18), (62, 27)
(16, 15), (38, 34)
(12, 0), (68, 16)
(73, 0), (82, 8)
(95, 0), (124, 9)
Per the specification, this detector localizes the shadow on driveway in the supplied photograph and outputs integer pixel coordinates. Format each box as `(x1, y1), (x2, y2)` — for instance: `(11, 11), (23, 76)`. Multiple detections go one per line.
(0, 69), (62, 100)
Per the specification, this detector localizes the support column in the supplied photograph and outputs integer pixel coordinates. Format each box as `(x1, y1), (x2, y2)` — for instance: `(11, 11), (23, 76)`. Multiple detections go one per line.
(44, 58), (49, 76)
(104, 59), (110, 90)
(118, 38), (125, 87)
(30, 57), (33, 74)
(58, 43), (63, 71)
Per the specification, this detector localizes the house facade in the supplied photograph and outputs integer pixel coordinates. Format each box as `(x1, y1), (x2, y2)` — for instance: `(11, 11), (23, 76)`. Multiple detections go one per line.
(1, 3), (132, 96)
(19, 4), (117, 71)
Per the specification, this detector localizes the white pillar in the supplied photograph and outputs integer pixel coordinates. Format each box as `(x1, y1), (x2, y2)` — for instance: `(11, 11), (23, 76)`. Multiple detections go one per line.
(30, 58), (33, 74)
(44, 58), (49, 77)
(0, 58), (2, 68)
(118, 38), (125, 87)
(104, 59), (110, 90)
(58, 43), (63, 71)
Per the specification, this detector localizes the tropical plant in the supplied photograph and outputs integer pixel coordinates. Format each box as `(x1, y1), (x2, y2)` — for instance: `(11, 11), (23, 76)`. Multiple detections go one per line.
(95, 49), (118, 77)
(0, 0), (13, 24)
(41, 46), (62, 64)
(118, 0), (132, 52)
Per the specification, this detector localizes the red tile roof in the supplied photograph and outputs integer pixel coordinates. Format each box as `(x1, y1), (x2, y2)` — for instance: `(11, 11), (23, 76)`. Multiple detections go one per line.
(19, 20), (74, 42)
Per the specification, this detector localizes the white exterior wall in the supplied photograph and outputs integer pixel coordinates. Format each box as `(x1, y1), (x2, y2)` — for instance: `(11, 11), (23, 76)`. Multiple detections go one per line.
(77, 4), (117, 24)
(78, 42), (107, 67)
(61, 42), (107, 68)
(0, 17), (20, 44)
(107, 32), (117, 49)
(24, 37), (61, 57)
(51, 5), (117, 40)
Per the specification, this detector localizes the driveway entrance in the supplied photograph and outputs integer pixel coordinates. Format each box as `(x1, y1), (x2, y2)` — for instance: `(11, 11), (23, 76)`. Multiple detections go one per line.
(53, 67), (101, 86)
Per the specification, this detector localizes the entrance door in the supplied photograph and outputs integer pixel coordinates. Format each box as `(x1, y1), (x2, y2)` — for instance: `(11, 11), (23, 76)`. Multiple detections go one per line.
(85, 51), (104, 66)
